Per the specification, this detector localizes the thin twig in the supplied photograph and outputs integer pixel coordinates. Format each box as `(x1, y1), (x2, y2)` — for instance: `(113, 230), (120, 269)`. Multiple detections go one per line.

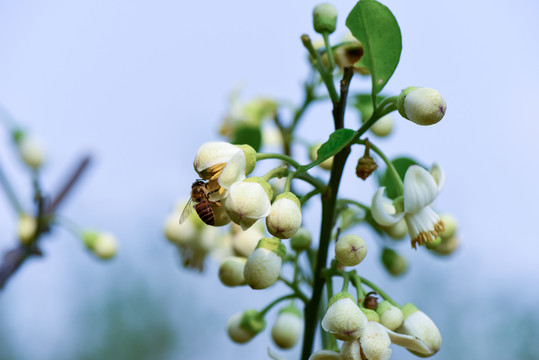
(0, 155), (92, 290)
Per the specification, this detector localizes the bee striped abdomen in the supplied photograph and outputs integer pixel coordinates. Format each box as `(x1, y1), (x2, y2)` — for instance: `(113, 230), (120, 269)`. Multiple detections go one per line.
(195, 202), (214, 226)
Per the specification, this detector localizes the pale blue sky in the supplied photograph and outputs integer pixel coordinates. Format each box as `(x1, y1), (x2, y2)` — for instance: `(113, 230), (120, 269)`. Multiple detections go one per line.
(1, 1), (539, 359)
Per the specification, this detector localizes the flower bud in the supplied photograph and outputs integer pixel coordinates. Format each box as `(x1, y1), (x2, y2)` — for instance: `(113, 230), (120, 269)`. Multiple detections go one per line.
(15, 133), (46, 170)
(244, 237), (285, 289)
(335, 234), (367, 267)
(218, 256), (246, 287)
(225, 177), (272, 230)
(381, 248), (407, 276)
(397, 304), (442, 357)
(290, 227), (312, 252)
(376, 300), (404, 331)
(266, 192), (302, 239)
(431, 236), (459, 256)
(231, 222), (265, 257)
(271, 305), (302, 349)
(383, 218), (408, 240)
(17, 214), (37, 245)
(313, 3), (337, 34)
(370, 115), (393, 137)
(309, 143), (333, 170)
(439, 213), (457, 238)
(227, 309), (266, 344)
(397, 87), (446, 126)
(361, 308), (380, 322)
(83, 231), (118, 260)
(211, 202), (231, 227)
(163, 212), (196, 246)
(321, 292), (367, 341)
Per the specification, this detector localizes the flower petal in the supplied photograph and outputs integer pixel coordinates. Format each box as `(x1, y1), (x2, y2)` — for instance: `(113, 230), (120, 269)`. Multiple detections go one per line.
(403, 166), (439, 213)
(308, 350), (340, 360)
(371, 187), (404, 227)
(429, 163), (445, 191)
(193, 142), (240, 173)
(218, 151), (246, 189)
(386, 329), (434, 355)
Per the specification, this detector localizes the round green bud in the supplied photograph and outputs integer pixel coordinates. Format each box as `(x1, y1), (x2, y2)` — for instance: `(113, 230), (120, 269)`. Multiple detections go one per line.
(290, 227), (312, 252)
(425, 235), (442, 249)
(398, 87), (447, 126)
(17, 214), (37, 245)
(383, 218), (408, 240)
(244, 238), (285, 289)
(381, 248), (407, 276)
(334, 234), (367, 267)
(218, 256), (246, 287)
(361, 308), (380, 322)
(83, 231), (118, 260)
(313, 3), (337, 34)
(266, 192), (302, 239)
(227, 309), (266, 344)
(271, 305), (302, 349)
(370, 115), (394, 137)
(431, 236), (459, 256)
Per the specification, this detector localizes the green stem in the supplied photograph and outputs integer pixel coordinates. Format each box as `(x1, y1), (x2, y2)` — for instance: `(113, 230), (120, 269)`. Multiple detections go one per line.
(337, 198), (370, 212)
(259, 294), (297, 316)
(301, 35), (339, 105)
(280, 277), (309, 303)
(300, 70), (354, 360)
(341, 272), (350, 292)
(257, 153), (300, 168)
(291, 78), (316, 130)
(295, 172), (327, 193)
(358, 139), (403, 195)
(349, 272), (366, 302)
(284, 172), (294, 192)
(0, 161), (24, 215)
(359, 276), (399, 307)
(300, 189), (321, 205)
(262, 165), (288, 182)
(322, 33), (335, 71)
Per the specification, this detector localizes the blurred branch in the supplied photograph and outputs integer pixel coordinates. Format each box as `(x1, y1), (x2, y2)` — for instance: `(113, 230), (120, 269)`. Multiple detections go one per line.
(0, 155), (92, 291)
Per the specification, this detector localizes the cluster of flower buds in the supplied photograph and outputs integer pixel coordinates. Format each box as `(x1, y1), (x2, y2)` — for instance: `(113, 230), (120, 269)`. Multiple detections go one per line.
(311, 292), (442, 360)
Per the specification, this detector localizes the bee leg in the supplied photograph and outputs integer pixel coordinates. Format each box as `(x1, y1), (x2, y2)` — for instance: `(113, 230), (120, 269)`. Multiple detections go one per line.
(210, 201), (221, 207)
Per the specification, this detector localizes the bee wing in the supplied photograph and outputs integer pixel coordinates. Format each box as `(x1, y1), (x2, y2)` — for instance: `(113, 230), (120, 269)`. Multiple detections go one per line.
(179, 198), (196, 224)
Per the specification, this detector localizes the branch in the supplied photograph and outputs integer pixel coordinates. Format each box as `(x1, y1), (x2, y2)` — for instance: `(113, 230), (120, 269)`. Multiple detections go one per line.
(0, 155), (92, 291)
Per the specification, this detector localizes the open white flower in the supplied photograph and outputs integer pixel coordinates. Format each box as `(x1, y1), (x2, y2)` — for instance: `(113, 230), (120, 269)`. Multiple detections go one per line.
(371, 165), (444, 249)
(193, 142), (256, 199)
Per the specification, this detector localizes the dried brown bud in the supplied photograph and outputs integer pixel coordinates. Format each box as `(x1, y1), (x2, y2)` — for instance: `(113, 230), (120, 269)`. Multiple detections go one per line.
(363, 291), (379, 310)
(356, 155), (378, 180)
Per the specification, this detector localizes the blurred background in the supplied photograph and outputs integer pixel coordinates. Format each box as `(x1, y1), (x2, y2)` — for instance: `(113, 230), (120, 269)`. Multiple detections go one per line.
(1, 0), (539, 359)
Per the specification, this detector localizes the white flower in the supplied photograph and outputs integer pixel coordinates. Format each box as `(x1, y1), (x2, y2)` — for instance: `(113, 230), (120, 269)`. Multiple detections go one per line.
(321, 296), (367, 341)
(388, 304), (442, 357)
(371, 165), (445, 249)
(225, 178), (272, 230)
(193, 142), (256, 198)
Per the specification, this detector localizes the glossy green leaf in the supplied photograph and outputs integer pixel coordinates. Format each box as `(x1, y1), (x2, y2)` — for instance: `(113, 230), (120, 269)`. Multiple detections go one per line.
(378, 157), (421, 199)
(346, 0), (402, 94)
(231, 124), (262, 152)
(309, 128), (356, 170)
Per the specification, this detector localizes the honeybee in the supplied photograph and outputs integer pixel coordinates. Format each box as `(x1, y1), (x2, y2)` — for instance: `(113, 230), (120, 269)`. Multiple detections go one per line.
(179, 179), (219, 226)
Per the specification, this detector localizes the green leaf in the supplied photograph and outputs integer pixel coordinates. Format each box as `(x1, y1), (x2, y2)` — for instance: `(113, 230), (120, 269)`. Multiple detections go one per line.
(346, 0), (402, 94)
(231, 124), (262, 152)
(308, 128), (356, 170)
(378, 157), (421, 199)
